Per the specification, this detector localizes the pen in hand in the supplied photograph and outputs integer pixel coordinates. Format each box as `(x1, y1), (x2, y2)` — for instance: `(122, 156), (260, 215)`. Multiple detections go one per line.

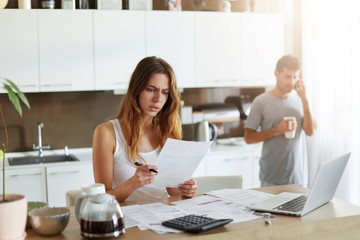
(135, 162), (158, 173)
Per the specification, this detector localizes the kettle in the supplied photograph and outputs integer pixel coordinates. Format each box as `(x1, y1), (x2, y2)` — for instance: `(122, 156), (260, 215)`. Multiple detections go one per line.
(80, 193), (125, 238)
(195, 120), (219, 142)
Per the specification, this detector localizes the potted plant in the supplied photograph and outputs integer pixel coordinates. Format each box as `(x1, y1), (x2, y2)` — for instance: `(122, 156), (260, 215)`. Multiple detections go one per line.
(0, 78), (30, 240)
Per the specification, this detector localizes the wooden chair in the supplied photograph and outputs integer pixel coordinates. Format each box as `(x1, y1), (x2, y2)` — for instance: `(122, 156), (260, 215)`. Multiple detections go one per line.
(65, 189), (82, 207)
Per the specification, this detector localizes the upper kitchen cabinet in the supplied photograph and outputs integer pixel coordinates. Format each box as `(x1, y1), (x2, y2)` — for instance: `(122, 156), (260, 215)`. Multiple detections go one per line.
(146, 11), (195, 88)
(239, 14), (284, 87)
(0, 10), (40, 93)
(93, 11), (146, 91)
(38, 10), (94, 92)
(194, 12), (242, 87)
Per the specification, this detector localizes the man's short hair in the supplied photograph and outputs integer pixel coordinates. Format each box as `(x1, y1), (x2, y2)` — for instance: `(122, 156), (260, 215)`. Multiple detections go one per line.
(276, 55), (301, 72)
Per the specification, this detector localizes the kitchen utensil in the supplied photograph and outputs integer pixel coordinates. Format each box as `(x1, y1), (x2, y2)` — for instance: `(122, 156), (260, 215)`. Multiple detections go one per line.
(195, 120), (218, 141)
(28, 207), (70, 236)
(80, 193), (125, 238)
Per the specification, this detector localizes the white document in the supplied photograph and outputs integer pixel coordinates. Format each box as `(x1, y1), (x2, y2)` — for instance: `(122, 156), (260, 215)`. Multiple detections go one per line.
(152, 139), (213, 188)
(121, 202), (186, 234)
(171, 195), (259, 223)
(206, 189), (274, 207)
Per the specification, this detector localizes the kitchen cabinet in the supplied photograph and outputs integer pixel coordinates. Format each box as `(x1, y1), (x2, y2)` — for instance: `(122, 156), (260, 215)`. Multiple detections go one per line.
(3, 167), (47, 202)
(0, 10), (40, 93)
(93, 11), (146, 91)
(194, 12), (242, 87)
(192, 143), (262, 189)
(146, 11), (195, 88)
(1, 10), (284, 92)
(38, 10), (94, 92)
(239, 14), (284, 87)
(46, 163), (93, 207)
(252, 149), (261, 188)
(206, 151), (254, 189)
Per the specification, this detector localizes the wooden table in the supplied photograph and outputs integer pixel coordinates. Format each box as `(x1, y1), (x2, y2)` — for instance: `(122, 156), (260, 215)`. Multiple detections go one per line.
(25, 185), (360, 240)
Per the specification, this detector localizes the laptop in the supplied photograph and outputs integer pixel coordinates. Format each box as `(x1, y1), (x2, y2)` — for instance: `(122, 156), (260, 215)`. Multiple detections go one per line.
(250, 152), (350, 216)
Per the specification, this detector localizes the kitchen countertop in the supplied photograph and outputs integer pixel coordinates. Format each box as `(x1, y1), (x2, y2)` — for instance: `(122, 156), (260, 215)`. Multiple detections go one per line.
(3, 147), (93, 169)
(3, 139), (262, 169)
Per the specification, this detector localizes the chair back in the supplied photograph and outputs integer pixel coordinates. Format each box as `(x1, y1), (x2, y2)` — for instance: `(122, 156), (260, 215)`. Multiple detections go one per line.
(193, 175), (243, 194)
(65, 189), (82, 207)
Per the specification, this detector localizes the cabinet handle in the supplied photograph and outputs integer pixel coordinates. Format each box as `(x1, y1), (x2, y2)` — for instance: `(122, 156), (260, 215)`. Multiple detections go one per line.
(223, 157), (248, 161)
(49, 170), (80, 175)
(112, 82), (128, 85)
(17, 84), (38, 87)
(41, 83), (73, 87)
(211, 79), (237, 83)
(8, 173), (42, 178)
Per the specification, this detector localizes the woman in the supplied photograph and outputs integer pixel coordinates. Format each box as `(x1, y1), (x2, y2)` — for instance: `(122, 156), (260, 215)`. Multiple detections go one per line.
(92, 56), (197, 202)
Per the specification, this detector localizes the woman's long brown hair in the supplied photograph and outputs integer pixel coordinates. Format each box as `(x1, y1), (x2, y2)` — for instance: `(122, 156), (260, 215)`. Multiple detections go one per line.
(113, 56), (182, 163)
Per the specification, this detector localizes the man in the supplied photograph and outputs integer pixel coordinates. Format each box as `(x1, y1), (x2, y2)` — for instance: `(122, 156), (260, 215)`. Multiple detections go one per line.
(244, 55), (316, 187)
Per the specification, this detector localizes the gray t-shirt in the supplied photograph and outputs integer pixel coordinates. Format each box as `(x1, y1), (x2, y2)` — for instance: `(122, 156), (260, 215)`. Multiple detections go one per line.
(245, 91), (308, 186)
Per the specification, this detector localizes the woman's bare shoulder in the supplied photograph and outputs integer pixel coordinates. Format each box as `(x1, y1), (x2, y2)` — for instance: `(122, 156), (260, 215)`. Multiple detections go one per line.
(94, 121), (115, 139)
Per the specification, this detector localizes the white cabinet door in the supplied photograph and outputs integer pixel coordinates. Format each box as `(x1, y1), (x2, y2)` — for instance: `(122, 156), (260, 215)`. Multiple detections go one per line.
(0, 10), (39, 93)
(3, 167), (47, 202)
(252, 149), (261, 188)
(93, 11), (146, 91)
(239, 14), (284, 87)
(206, 151), (253, 189)
(46, 164), (93, 207)
(194, 12), (242, 87)
(38, 10), (94, 92)
(146, 11), (195, 89)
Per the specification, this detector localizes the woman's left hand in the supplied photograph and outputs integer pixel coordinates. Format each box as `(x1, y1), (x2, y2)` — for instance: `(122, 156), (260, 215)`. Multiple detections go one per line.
(178, 179), (197, 198)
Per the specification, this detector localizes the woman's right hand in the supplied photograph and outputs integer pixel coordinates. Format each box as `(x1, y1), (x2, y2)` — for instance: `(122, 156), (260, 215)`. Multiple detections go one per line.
(130, 164), (158, 189)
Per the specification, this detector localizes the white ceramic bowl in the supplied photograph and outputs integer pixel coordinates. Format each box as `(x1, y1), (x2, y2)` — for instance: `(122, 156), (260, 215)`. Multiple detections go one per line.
(28, 207), (70, 236)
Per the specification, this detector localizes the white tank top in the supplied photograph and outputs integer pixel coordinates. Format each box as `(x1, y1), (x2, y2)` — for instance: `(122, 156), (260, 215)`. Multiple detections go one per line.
(110, 119), (168, 202)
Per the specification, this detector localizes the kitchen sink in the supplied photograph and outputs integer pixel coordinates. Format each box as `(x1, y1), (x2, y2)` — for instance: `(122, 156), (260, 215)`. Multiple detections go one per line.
(8, 154), (80, 166)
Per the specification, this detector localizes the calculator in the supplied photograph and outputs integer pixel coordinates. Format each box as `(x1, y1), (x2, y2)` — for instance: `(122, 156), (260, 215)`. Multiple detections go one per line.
(161, 214), (233, 233)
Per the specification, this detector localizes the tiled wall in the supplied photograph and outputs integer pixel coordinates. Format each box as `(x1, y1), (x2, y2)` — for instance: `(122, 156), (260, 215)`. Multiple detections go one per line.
(0, 87), (264, 152)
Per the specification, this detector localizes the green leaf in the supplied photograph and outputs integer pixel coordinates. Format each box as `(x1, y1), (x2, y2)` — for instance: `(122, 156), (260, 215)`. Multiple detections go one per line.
(28, 201), (47, 210)
(3, 84), (22, 117)
(4, 79), (30, 109)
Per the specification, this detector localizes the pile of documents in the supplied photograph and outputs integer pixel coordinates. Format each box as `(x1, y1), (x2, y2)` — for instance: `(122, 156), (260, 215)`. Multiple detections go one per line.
(121, 189), (274, 234)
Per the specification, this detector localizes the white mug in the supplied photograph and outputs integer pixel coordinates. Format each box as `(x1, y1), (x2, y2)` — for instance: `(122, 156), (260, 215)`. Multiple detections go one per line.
(283, 116), (296, 139)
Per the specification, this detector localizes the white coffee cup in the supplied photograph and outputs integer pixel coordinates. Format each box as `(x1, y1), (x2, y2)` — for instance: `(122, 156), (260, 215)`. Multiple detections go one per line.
(283, 116), (296, 139)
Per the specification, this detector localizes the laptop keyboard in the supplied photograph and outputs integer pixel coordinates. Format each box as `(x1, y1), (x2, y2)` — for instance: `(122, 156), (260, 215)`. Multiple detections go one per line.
(274, 195), (308, 213)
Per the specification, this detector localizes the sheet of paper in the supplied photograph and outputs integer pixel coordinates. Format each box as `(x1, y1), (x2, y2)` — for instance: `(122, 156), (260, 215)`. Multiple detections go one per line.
(152, 138), (213, 188)
(121, 202), (186, 233)
(205, 189), (274, 207)
(171, 195), (259, 223)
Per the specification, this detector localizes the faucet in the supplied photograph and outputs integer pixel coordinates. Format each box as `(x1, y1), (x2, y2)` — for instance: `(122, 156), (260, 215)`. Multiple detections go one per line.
(33, 122), (51, 157)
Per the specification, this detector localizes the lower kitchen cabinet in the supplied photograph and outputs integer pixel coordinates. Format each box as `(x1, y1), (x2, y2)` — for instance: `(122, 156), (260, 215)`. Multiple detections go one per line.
(46, 164), (94, 207)
(252, 150), (261, 188)
(206, 151), (254, 189)
(4, 168), (47, 203)
(192, 144), (262, 189)
(2, 162), (93, 207)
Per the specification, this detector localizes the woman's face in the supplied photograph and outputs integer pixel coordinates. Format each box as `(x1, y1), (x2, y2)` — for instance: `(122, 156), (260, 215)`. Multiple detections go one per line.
(138, 73), (170, 119)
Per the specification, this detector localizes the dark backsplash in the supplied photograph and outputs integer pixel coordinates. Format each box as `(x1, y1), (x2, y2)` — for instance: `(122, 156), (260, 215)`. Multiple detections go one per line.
(0, 87), (264, 152)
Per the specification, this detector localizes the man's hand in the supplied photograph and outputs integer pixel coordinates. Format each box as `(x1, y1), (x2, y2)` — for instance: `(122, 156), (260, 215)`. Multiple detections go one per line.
(295, 79), (306, 101)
